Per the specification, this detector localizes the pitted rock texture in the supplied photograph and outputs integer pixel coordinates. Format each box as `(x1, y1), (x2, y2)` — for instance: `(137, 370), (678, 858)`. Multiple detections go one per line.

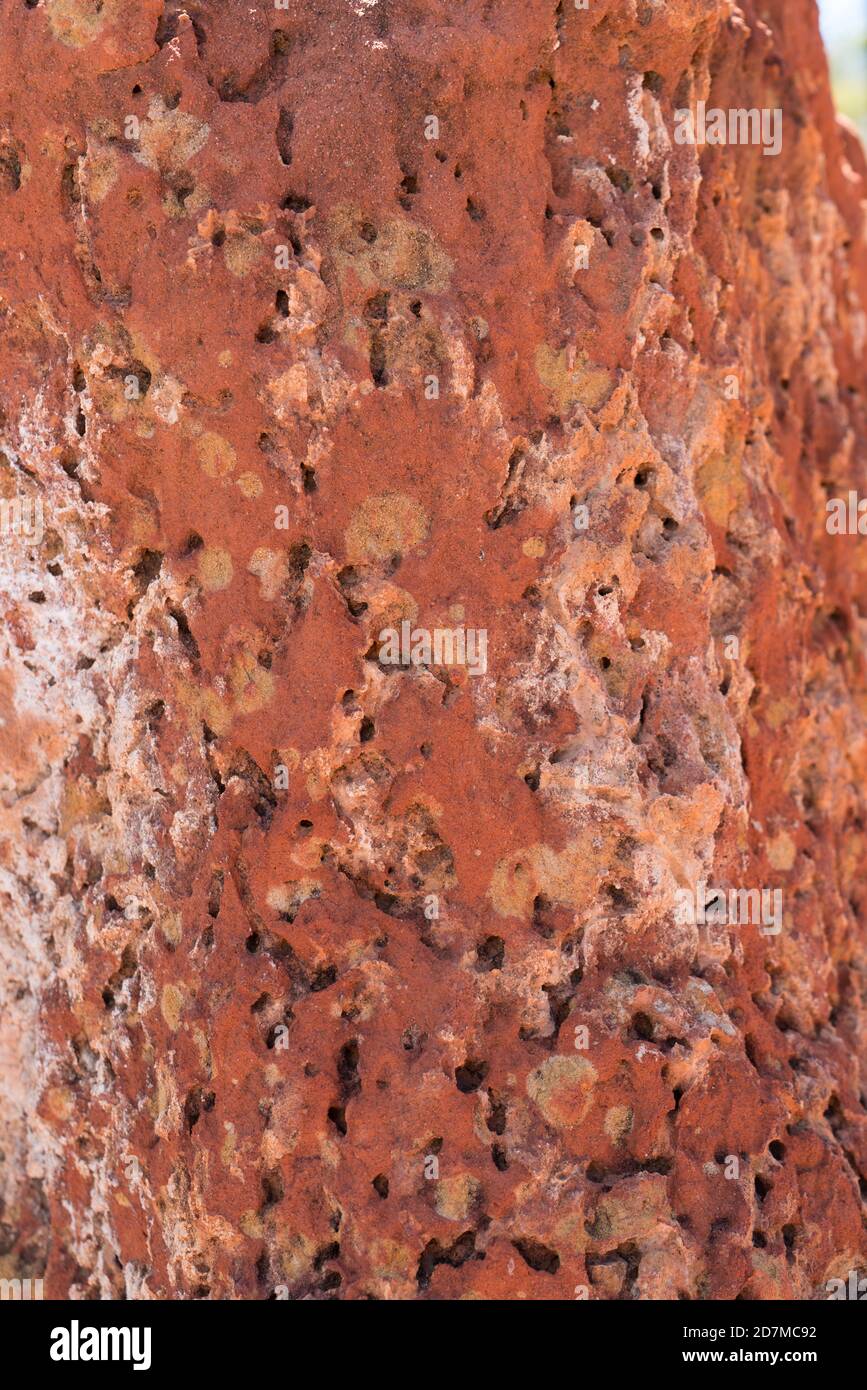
(1, 0), (866, 1301)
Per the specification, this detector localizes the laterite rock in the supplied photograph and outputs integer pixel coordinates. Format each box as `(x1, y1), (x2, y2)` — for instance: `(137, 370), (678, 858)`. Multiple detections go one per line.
(0, 0), (866, 1301)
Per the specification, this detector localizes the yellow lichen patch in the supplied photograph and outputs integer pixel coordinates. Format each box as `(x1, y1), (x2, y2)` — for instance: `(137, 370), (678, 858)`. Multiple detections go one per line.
(86, 331), (167, 425)
(228, 646), (274, 714)
(239, 1210), (263, 1240)
(173, 673), (222, 738)
(535, 344), (616, 411)
(332, 960), (394, 1022)
(273, 1232), (319, 1286)
(695, 449), (749, 528)
(767, 830), (796, 872)
(236, 471), (263, 499)
(193, 1027), (212, 1074)
(136, 101), (210, 177)
(221, 1123), (237, 1169)
(329, 205), (453, 293)
(198, 687), (233, 736)
(488, 834), (609, 920)
(647, 785), (725, 877)
(198, 547), (234, 591)
(522, 536), (546, 558)
(265, 1091), (302, 1157)
(526, 1055), (598, 1129)
(160, 912), (182, 948)
(60, 778), (111, 834)
(488, 852), (538, 920)
(592, 1178), (668, 1244)
(46, 0), (118, 46)
(45, 1086), (75, 1122)
(160, 983), (184, 1032)
(85, 142), (119, 203)
(764, 697), (796, 731)
(369, 1238), (416, 1283)
(363, 583), (419, 636)
(163, 179), (209, 222)
(553, 1210), (591, 1256)
(603, 1104), (633, 1145)
(196, 431), (236, 479)
(304, 751), (331, 802)
(345, 492), (429, 563)
(374, 317), (448, 389)
(434, 1174), (482, 1222)
(277, 747), (301, 774)
(266, 879), (321, 917)
(224, 229), (265, 278)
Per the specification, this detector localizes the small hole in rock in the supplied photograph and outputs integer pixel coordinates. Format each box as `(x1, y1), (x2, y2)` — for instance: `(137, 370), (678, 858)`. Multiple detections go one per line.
(476, 936), (505, 971)
(455, 1058), (488, 1093)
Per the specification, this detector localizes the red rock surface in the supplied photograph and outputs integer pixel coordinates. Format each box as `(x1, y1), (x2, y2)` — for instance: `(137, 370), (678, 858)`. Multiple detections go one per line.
(1, 0), (866, 1300)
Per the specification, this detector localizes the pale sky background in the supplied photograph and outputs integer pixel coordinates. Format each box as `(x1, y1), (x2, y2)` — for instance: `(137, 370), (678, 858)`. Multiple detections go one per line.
(818, 0), (867, 132)
(818, 0), (859, 45)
